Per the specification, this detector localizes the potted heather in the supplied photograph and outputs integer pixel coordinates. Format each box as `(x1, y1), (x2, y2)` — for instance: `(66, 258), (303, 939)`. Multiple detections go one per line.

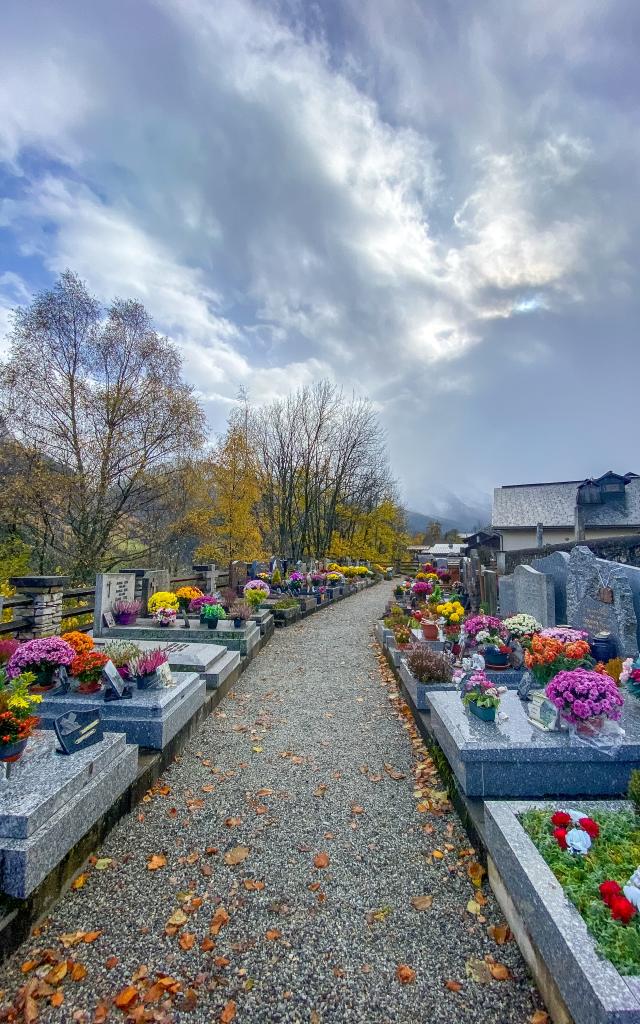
(70, 651), (109, 693)
(112, 598), (142, 626)
(202, 603), (227, 629)
(461, 670), (502, 722)
(406, 645), (454, 686)
(126, 648), (170, 690)
(229, 600), (251, 629)
(7, 637), (76, 691)
(0, 666), (41, 763)
(175, 585), (203, 613)
(103, 640), (143, 679)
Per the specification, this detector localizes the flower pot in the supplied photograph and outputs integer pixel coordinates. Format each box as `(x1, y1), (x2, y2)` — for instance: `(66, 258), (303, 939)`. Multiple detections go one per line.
(468, 701), (496, 722)
(484, 647), (510, 669)
(0, 738), (28, 763)
(135, 671), (161, 690)
(114, 612), (138, 626)
(207, 619), (222, 630)
(233, 618), (242, 629)
(422, 622), (439, 640)
(76, 680), (102, 694)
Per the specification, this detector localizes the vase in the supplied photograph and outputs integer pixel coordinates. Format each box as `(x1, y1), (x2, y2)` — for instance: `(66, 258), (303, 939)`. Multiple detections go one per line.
(484, 647), (510, 669)
(0, 738), (28, 763)
(114, 612), (138, 626)
(422, 622), (439, 641)
(207, 619), (221, 630)
(233, 617), (242, 629)
(468, 701), (496, 722)
(135, 671), (161, 690)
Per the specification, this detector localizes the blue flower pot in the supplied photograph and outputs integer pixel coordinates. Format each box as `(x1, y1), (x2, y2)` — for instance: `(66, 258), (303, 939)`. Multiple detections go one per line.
(469, 701), (496, 722)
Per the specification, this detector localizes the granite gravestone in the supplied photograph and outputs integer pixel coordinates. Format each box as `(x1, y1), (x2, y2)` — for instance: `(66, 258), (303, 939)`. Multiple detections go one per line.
(566, 546), (638, 657)
(498, 574), (517, 616)
(229, 561), (248, 593)
(93, 573), (136, 637)
(512, 564), (555, 626)
(532, 550), (570, 623)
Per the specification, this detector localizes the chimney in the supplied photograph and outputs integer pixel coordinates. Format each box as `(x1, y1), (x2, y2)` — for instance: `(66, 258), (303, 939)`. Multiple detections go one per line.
(536, 522), (544, 548)
(574, 506), (586, 542)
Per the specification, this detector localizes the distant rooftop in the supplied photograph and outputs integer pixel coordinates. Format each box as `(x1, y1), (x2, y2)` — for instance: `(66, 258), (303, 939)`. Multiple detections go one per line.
(493, 472), (640, 530)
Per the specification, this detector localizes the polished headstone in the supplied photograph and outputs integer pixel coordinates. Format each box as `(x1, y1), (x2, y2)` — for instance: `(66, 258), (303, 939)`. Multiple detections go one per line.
(513, 564), (555, 627)
(532, 550), (570, 623)
(429, 690), (640, 798)
(93, 572), (136, 637)
(567, 545), (638, 656)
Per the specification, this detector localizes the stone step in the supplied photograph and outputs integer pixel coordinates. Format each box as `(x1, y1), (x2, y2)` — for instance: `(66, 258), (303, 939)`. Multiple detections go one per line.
(206, 648), (241, 689)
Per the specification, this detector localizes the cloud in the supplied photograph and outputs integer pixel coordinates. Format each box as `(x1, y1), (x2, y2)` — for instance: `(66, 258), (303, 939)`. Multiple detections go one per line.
(0, 0), (638, 505)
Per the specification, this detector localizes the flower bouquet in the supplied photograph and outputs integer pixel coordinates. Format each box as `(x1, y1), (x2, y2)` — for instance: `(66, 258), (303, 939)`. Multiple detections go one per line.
(243, 580), (270, 608)
(7, 637), (76, 690)
(461, 670), (502, 722)
(147, 591), (179, 615)
(61, 631), (95, 655)
(152, 607), (177, 627)
(174, 586), (203, 613)
(288, 571), (305, 591)
(202, 603), (227, 629)
(111, 599), (142, 626)
(393, 624), (412, 648)
(126, 648), (170, 690)
(540, 626), (588, 643)
(0, 666), (41, 763)
(545, 668), (624, 728)
(525, 634), (594, 686)
(435, 600), (465, 627)
(503, 614), (543, 643)
(411, 580), (434, 598)
(620, 657), (640, 698)
(70, 651), (109, 693)
(190, 593), (222, 620)
(103, 640), (143, 678)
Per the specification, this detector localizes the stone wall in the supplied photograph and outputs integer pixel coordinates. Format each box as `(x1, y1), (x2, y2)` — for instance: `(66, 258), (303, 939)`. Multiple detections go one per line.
(500, 534), (640, 575)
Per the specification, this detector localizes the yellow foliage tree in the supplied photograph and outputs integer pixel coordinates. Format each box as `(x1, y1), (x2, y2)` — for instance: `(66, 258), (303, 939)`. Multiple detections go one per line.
(184, 412), (263, 565)
(330, 499), (408, 563)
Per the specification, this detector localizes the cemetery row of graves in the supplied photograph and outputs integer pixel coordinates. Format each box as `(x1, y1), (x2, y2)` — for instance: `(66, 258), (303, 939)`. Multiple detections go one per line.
(0, 559), (388, 950)
(376, 546), (640, 1024)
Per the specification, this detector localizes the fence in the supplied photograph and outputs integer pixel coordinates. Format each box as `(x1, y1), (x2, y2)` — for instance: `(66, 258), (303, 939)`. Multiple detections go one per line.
(1, 565), (229, 641)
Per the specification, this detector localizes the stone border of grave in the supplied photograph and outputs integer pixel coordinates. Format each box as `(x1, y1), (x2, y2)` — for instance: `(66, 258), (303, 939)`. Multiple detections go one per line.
(484, 799), (640, 1024)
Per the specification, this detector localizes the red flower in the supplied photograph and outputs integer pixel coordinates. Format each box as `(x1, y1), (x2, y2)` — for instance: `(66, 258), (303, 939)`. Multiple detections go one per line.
(551, 811), (571, 828)
(499, 645), (510, 654)
(599, 880), (622, 906)
(579, 817), (600, 840)
(611, 896), (637, 925)
(553, 827), (568, 850)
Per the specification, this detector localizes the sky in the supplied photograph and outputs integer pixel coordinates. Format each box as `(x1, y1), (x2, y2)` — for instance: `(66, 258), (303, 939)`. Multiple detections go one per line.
(1, 0), (639, 517)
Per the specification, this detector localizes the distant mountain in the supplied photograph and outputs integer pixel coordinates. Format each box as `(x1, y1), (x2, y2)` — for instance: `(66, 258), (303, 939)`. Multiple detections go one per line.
(406, 492), (492, 537)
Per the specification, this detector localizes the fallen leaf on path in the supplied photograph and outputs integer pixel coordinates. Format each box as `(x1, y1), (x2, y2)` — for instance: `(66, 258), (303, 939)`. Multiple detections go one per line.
(71, 873), (88, 890)
(94, 858), (113, 871)
(411, 895), (433, 911)
(179, 932), (196, 951)
(489, 962), (511, 981)
(445, 979), (463, 992)
(313, 785), (328, 798)
(225, 817), (242, 828)
(105, 956), (118, 970)
(50, 991), (64, 1007)
(146, 854), (167, 871)
(487, 923), (512, 945)
(45, 962), (68, 985)
(467, 861), (486, 888)
(114, 986), (138, 1009)
(313, 852), (329, 869)
(71, 963), (87, 982)
(530, 1013), (550, 1024)
(396, 964), (416, 984)
(384, 763), (406, 781)
(265, 929), (282, 941)
(221, 1000), (237, 1022)
(210, 907), (230, 935)
(366, 907), (392, 924)
(201, 937), (216, 952)
(465, 957), (492, 984)
(166, 909), (188, 928)
(351, 805), (364, 815)
(243, 879), (265, 891)
(224, 845), (250, 865)
(467, 899), (482, 915)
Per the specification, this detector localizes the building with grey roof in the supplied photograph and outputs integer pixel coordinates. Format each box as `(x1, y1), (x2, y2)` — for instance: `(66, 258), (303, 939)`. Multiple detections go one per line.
(492, 471), (640, 551)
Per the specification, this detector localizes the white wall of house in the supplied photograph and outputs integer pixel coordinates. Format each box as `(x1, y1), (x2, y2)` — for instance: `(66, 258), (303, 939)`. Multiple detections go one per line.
(497, 525), (640, 551)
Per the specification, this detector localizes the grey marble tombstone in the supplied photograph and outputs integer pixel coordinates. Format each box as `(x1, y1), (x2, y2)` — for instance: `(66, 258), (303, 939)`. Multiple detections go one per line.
(532, 550), (570, 623)
(566, 546), (638, 656)
(512, 564), (555, 626)
(93, 573), (137, 637)
(498, 574), (517, 616)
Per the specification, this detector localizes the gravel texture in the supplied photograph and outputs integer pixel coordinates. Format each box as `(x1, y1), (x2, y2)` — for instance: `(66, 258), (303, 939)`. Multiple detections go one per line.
(0, 582), (544, 1023)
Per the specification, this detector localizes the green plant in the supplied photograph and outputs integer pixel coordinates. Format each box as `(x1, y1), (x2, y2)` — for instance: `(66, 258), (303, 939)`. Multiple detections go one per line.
(202, 603), (227, 621)
(522, 808), (640, 975)
(628, 770), (640, 815)
(272, 568), (282, 585)
(274, 597), (299, 609)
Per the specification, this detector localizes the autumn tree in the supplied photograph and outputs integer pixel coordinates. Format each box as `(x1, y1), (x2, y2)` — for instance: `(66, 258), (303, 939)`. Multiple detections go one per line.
(0, 271), (205, 581)
(422, 520), (442, 546)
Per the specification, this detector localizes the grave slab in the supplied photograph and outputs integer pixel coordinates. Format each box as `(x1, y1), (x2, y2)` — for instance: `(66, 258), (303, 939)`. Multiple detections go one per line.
(0, 731), (137, 898)
(567, 546), (638, 656)
(399, 661), (524, 711)
(94, 638), (236, 690)
(100, 619), (260, 656)
(35, 672), (205, 750)
(428, 690), (640, 798)
(485, 799), (640, 1024)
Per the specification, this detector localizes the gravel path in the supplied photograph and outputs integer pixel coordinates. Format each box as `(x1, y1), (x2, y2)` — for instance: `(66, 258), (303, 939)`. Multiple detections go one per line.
(0, 583), (543, 1023)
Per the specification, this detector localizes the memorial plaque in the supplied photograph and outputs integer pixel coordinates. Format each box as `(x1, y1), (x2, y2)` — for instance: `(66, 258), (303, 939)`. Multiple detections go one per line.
(102, 660), (132, 701)
(157, 662), (173, 687)
(103, 611), (116, 628)
(54, 708), (103, 754)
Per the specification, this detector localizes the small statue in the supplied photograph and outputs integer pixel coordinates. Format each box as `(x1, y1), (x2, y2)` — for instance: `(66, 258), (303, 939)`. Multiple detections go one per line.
(470, 652), (485, 671)
(510, 639), (524, 669)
